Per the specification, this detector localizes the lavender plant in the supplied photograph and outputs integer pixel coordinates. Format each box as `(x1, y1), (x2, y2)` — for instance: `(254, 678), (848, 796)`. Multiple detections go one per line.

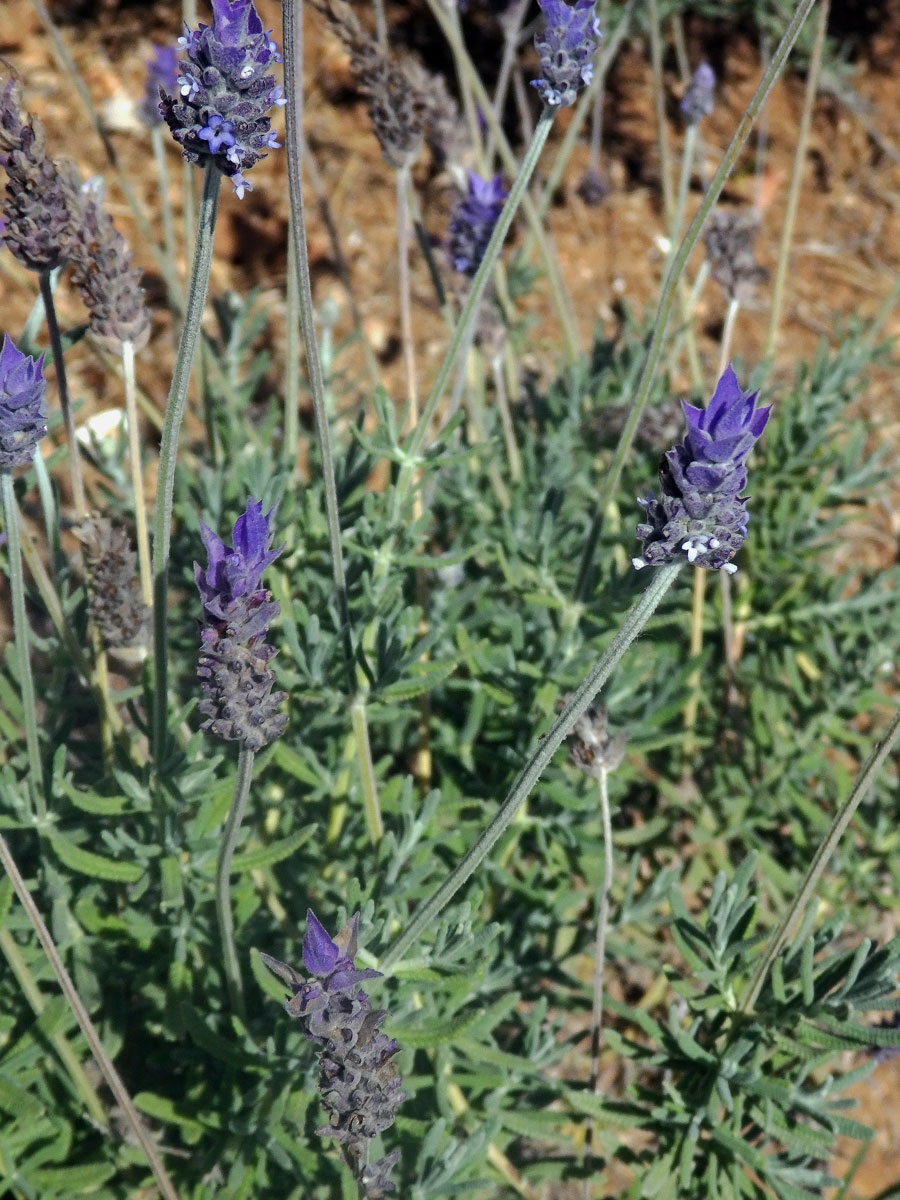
(0, 1), (899, 1198)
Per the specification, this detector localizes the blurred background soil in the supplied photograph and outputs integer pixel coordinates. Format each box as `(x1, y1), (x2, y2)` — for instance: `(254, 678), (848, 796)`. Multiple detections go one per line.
(2, 0), (900, 1193)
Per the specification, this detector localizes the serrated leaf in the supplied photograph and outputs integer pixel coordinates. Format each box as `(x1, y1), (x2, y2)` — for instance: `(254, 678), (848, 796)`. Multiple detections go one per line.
(49, 835), (143, 884)
(230, 825), (316, 873)
(379, 660), (458, 702)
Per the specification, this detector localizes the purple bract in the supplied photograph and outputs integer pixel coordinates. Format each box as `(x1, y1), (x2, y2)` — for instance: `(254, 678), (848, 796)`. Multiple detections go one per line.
(681, 61), (716, 125)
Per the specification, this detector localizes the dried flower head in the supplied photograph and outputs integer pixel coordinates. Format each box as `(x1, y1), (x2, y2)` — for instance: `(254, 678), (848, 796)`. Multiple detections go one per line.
(69, 179), (151, 351)
(0, 67), (76, 272)
(531, 0), (602, 109)
(261, 911), (404, 1197)
(159, 0), (285, 199)
(448, 170), (507, 276)
(313, 0), (424, 169)
(568, 702), (627, 777)
(405, 60), (468, 172)
(633, 364), (771, 574)
(681, 61), (715, 125)
(195, 499), (287, 750)
(0, 333), (48, 470)
(138, 45), (178, 128)
(77, 515), (149, 648)
(705, 208), (768, 303)
(576, 166), (608, 207)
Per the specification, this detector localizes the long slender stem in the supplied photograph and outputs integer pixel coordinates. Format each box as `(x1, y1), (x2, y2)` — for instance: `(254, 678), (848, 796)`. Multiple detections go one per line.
(39, 272), (86, 519)
(151, 164), (221, 769)
(585, 763), (614, 1171)
(380, 563), (682, 969)
(216, 748), (255, 1023)
(764, 0), (830, 360)
(682, 565), (706, 757)
(741, 704), (900, 1015)
(396, 165), (419, 431)
(283, 0), (380, 840)
(122, 341), (152, 610)
(400, 108), (555, 493)
(1, 470), (46, 818)
(572, 0), (819, 603)
(283, 221), (301, 471)
(648, 0), (675, 232)
(151, 124), (179, 300)
(423, 0), (579, 359)
(0, 831), (182, 1200)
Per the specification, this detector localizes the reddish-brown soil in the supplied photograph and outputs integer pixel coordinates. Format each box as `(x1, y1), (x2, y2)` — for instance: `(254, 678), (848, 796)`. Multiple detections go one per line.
(3, 0), (900, 1192)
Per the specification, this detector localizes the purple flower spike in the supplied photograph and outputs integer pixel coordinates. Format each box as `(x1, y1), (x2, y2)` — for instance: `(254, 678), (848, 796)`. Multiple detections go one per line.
(531, 0), (602, 109)
(139, 45), (178, 127)
(681, 61), (716, 125)
(159, 0), (285, 198)
(0, 334), (48, 470)
(194, 499), (287, 750)
(262, 912), (404, 1191)
(633, 364), (771, 574)
(448, 170), (507, 276)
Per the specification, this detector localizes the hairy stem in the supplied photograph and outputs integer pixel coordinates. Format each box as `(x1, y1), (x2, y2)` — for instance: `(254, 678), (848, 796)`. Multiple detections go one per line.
(216, 748), (255, 1023)
(151, 163), (221, 770)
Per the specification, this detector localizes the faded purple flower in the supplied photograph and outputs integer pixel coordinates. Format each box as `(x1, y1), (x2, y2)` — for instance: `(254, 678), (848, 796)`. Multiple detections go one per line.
(0, 334), (48, 470)
(633, 364), (771, 574)
(262, 912), (404, 1196)
(139, 45), (178, 128)
(531, 0), (602, 109)
(195, 499), (287, 750)
(159, 0), (285, 198)
(448, 170), (507, 276)
(681, 61), (715, 125)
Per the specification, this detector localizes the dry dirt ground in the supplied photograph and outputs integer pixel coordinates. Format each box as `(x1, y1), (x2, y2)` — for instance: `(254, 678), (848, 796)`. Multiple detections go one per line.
(2, 0), (900, 1193)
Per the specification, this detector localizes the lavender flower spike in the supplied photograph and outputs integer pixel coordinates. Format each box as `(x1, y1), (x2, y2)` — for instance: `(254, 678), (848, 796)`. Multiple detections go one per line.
(195, 499), (287, 750)
(531, 0), (602, 109)
(633, 364), (771, 574)
(681, 61), (716, 125)
(0, 334), (48, 470)
(261, 912), (405, 1197)
(448, 170), (507, 276)
(159, 0), (286, 199)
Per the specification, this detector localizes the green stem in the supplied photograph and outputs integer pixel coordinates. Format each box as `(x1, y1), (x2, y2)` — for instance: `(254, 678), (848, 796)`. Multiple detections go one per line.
(151, 164), (221, 769)
(0, 830), (182, 1200)
(1, 470), (46, 818)
(741, 703), (900, 1015)
(423, 0), (579, 359)
(351, 701), (382, 844)
(39, 272), (86, 519)
(216, 748), (255, 1023)
(283, 221), (301, 472)
(763, 0), (830, 361)
(397, 107), (555, 508)
(572, 0), (819, 603)
(380, 563), (682, 969)
(150, 124), (179, 303)
(586, 762), (614, 1171)
(281, 0), (354, 681)
(648, 0), (675, 231)
(122, 340), (153, 610)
